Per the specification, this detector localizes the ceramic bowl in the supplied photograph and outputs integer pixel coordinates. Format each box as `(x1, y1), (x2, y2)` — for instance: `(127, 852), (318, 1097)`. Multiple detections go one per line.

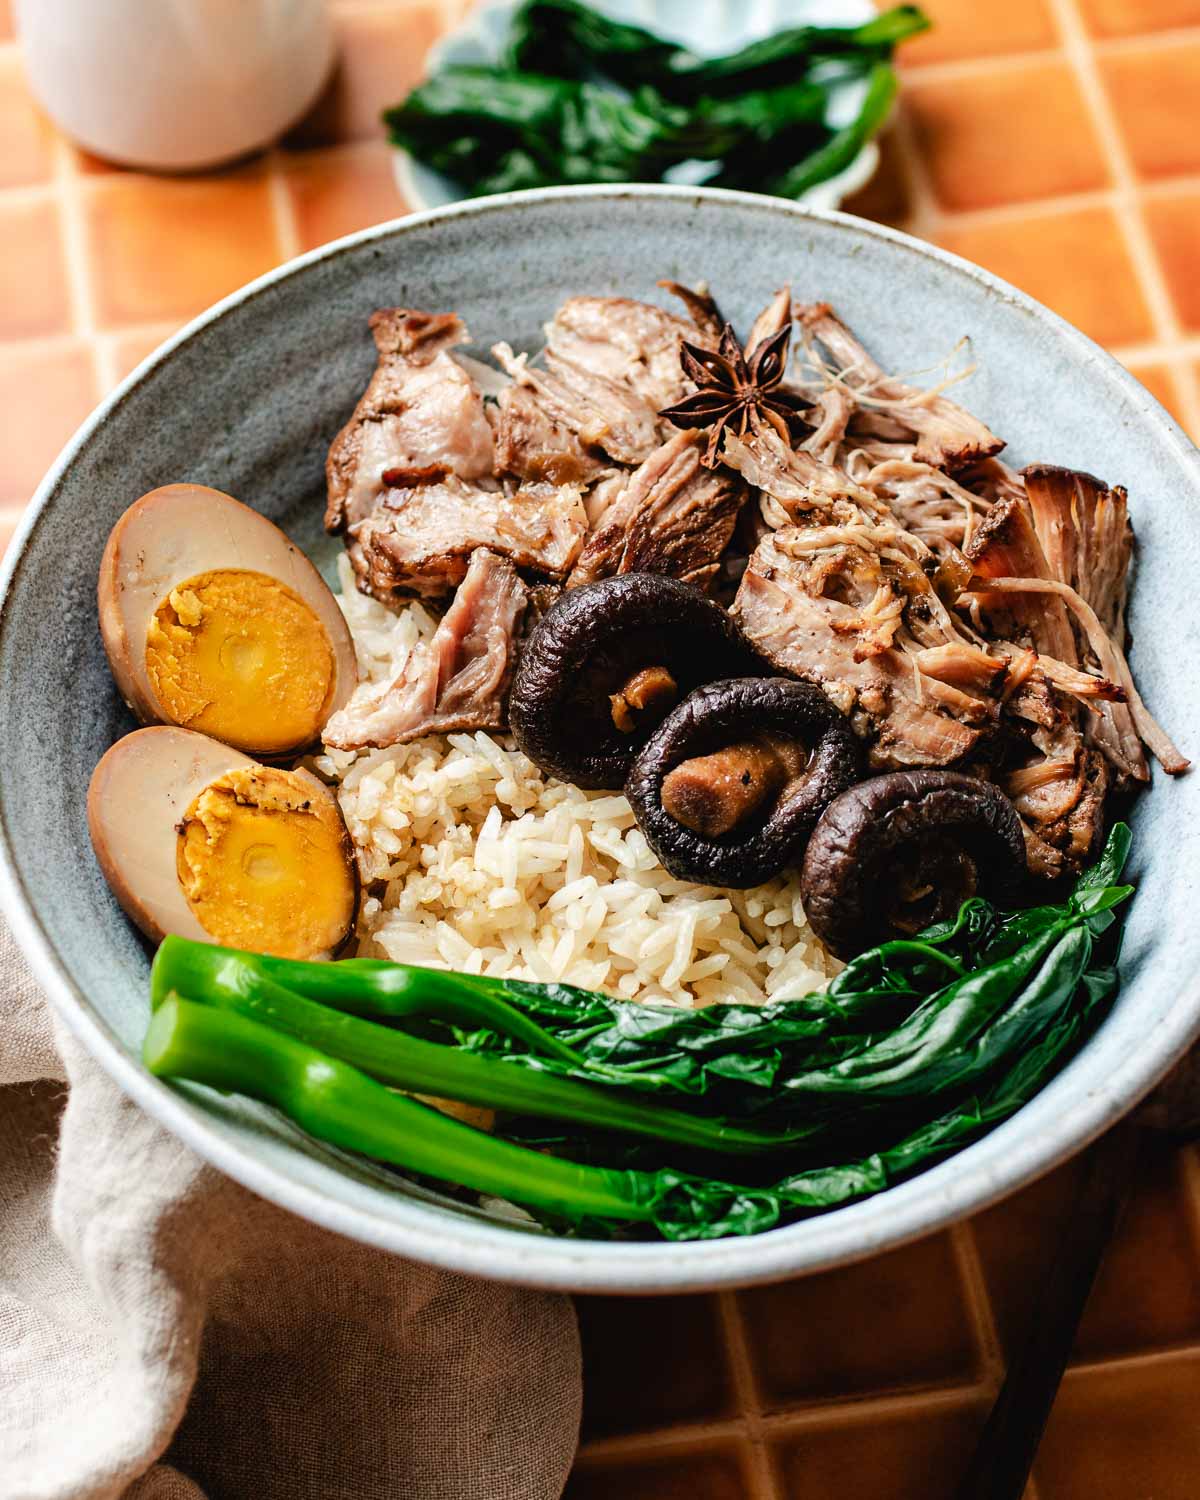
(392, 0), (882, 213)
(3, 186), (1198, 1293)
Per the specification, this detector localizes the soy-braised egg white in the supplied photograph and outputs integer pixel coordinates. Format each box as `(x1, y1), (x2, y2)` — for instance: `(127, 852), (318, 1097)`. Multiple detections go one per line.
(99, 484), (357, 756)
(88, 727), (357, 960)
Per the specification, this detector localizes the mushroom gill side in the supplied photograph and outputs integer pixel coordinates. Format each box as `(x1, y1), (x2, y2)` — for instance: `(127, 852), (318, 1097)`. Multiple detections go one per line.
(799, 769), (1028, 959)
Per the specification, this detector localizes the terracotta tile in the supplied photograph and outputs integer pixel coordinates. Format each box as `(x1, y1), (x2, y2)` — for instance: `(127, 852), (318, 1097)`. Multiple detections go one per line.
(1101, 41), (1200, 180)
(901, 0), (1057, 66)
(1145, 192), (1200, 331)
(0, 197), (71, 340)
(972, 1136), (1200, 1362)
(905, 64), (1109, 212)
(1078, 0), (1200, 36)
(772, 1399), (988, 1500)
(285, 4), (446, 149)
(1126, 362), (1186, 425)
(0, 345), (98, 505)
(577, 1293), (735, 1439)
(567, 1442), (753, 1500)
(282, 142), (406, 251)
(84, 167), (282, 328)
(935, 206), (1153, 348)
(72, 146), (124, 176)
(0, 52), (54, 187)
(1034, 1352), (1200, 1499)
(738, 1233), (978, 1405)
(840, 128), (913, 228)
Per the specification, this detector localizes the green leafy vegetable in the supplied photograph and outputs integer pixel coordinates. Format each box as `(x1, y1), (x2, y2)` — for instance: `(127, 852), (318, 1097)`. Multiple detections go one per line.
(383, 1), (930, 201)
(144, 825), (1133, 1241)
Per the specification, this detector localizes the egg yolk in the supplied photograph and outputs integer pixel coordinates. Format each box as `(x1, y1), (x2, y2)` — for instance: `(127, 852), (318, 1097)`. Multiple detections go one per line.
(145, 569), (334, 754)
(176, 765), (356, 960)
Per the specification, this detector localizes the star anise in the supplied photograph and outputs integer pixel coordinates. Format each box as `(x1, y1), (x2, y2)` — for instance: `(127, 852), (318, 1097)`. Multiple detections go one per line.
(659, 321), (811, 468)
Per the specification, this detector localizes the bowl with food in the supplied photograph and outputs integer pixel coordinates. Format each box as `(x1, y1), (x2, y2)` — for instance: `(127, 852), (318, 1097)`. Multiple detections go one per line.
(2, 185), (1196, 1292)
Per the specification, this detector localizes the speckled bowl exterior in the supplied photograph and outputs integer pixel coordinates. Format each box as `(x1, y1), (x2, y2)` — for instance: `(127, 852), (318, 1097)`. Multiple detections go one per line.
(2, 186), (1197, 1293)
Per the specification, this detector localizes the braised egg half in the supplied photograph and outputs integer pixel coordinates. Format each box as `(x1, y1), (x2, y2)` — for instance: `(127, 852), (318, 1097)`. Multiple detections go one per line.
(99, 484), (357, 756)
(88, 726), (358, 959)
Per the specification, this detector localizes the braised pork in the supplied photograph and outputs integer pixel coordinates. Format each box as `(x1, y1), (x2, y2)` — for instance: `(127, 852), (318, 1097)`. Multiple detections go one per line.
(732, 531), (984, 771)
(492, 341), (663, 467)
(567, 429), (746, 590)
(324, 549), (526, 750)
(326, 309), (495, 534)
(797, 302), (1005, 472)
(546, 294), (717, 411)
(349, 469), (587, 605)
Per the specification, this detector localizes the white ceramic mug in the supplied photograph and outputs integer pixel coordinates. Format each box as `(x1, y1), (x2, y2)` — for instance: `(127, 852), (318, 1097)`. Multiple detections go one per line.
(15, 0), (334, 171)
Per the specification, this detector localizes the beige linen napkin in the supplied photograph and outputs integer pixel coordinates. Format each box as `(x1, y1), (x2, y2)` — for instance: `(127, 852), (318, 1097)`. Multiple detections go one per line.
(0, 925), (581, 1500)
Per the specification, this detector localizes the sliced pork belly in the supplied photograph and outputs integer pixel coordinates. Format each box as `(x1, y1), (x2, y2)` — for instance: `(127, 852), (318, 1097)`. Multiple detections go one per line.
(349, 470), (586, 605)
(567, 430), (746, 590)
(326, 309), (495, 533)
(324, 549), (526, 751)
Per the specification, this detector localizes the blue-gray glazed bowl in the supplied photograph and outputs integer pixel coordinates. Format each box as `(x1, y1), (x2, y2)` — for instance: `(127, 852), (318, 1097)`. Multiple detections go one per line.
(1, 186), (1197, 1293)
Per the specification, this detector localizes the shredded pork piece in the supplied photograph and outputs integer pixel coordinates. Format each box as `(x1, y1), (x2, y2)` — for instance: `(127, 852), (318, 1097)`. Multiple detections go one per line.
(325, 549), (527, 750)
(732, 535), (982, 769)
(567, 429), (746, 590)
(545, 294), (716, 411)
(965, 576), (1189, 775)
(658, 279), (726, 340)
(350, 471), (586, 605)
(326, 309), (495, 533)
(797, 302), (1005, 472)
(492, 341), (662, 467)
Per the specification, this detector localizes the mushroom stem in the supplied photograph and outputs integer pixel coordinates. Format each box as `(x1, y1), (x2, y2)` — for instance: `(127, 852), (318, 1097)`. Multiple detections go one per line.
(662, 737), (796, 838)
(609, 666), (678, 734)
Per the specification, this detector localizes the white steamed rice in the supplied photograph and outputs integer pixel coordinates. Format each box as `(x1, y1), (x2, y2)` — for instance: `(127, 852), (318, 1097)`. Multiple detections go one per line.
(317, 556), (838, 1008)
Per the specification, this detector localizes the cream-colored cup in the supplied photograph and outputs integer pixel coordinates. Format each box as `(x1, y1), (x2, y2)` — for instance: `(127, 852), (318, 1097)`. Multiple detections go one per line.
(14, 0), (334, 171)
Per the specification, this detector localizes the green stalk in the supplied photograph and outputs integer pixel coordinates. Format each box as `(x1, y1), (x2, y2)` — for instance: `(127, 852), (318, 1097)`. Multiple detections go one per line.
(154, 935), (585, 1065)
(152, 940), (813, 1156)
(766, 60), (898, 200)
(145, 997), (655, 1225)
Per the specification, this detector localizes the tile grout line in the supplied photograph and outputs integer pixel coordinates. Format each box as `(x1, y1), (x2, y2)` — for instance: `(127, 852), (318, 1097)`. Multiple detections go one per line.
(949, 1225), (1044, 1500)
(267, 147), (302, 263)
(1047, 0), (1200, 439)
(1169, 1146), (1200, 1276)
(898, 23), (1200, 88)
(50, 135), (110, 392)
(715, 1292), (783, 1500)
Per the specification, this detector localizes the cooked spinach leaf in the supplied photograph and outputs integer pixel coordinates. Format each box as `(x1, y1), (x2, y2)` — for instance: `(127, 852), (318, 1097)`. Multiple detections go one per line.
(383, 1), (930, 200)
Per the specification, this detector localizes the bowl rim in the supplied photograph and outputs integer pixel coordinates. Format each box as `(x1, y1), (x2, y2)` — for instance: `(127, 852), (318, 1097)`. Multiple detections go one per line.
(3, 182), (1197, 1293)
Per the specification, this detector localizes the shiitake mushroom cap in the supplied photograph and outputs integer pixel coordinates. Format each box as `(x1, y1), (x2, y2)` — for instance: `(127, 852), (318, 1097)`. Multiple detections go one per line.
(625, 677), (862, 888)
(800, 769), (1027, 959)
(509, 573), (761, 790)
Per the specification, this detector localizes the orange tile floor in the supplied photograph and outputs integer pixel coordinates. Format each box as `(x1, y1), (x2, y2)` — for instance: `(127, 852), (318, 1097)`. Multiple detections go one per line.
(2, 0), (1200, 1495)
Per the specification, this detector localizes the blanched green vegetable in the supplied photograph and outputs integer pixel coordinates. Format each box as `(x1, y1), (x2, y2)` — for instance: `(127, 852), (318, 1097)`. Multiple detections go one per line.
(383, 1), (930, 201)
(144, 825), (1132, 1241)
